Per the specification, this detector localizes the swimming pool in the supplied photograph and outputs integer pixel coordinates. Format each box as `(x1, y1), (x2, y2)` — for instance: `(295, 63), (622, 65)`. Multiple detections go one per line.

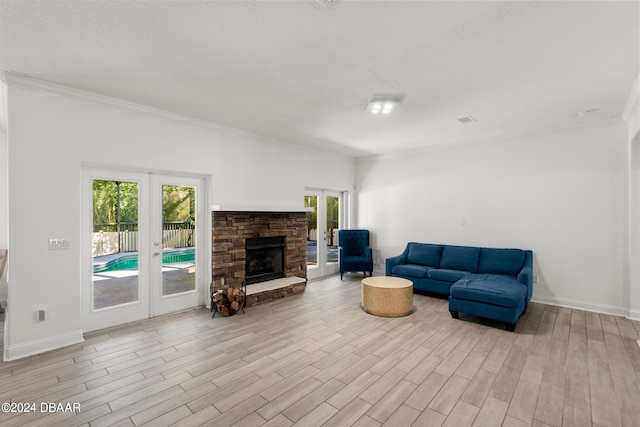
(93, 248), (195, 273)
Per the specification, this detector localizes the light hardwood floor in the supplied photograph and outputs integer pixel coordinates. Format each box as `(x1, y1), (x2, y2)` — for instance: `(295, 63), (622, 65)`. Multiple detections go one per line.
(1, 274), (639, 427)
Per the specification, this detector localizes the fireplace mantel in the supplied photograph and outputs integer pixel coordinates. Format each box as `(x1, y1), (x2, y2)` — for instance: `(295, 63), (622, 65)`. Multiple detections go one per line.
(211, 205), (314, 213)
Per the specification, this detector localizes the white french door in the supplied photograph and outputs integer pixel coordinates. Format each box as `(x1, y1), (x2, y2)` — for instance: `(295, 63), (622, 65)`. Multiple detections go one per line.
(82, 168), (206, 332)
(150, 174), (204, 316)
(305, 189), (344, 280)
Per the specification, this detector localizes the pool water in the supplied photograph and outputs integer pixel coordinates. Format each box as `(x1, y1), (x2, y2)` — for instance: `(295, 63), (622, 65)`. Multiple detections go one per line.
(94, 249), (195, 274)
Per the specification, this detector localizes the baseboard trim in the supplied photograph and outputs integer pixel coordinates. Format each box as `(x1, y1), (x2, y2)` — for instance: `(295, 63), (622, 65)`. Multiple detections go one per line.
(530, 295), (628, 318)
(371, 274), (637, 320)
(3, 329), (84, 362)
(627, 308), (640, 321)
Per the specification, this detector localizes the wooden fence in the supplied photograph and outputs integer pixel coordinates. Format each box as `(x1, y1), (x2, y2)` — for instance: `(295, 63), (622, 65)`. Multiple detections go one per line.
(93, 223), (194, 257)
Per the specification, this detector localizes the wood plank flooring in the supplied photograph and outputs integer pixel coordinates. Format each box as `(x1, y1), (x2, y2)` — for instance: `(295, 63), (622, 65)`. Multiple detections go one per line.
(0, 274), (639, 427)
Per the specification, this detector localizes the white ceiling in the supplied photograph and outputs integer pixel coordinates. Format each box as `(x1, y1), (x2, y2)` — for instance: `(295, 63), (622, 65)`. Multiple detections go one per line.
(1, 1), (638, 157)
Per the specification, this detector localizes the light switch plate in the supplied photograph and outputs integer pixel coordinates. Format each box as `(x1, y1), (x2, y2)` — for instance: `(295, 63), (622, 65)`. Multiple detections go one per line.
(48, 238), (70, 250)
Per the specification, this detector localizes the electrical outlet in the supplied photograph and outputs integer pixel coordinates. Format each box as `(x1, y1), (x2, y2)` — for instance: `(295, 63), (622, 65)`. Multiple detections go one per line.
(533, 275), (539, 283)
(38, 309), (46, 321)
(48, 238), (70, 250)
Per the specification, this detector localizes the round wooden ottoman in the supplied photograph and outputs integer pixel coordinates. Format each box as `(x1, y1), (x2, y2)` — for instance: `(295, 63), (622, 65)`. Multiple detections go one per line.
(362, 276), (414, 317)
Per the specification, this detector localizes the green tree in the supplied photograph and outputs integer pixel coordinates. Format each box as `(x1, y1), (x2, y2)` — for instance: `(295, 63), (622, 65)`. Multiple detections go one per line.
(304, 195), (317, 231)
(163, 185), (195, 222)
(92, 180), (138, 231)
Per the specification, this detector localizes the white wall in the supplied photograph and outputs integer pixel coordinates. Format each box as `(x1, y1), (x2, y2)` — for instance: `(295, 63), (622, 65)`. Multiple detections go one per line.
(356, 119), (628, 316)
(0, 112), (7, 305)
(625, 74), (640, 320)
(3, 81), (355, 360)
(0, 80), (7, 305)
(629, 132), (640, 321)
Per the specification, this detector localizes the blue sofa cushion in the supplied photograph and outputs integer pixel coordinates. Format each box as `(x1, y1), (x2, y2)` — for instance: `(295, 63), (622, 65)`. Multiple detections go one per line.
(451, 275), (527, 308)
(392, 264), (432, 278)
(479, 248), (525, 276)
(427, 269), (471, 283)
(406, 244), (443, 267)
(440, 246), (480, 273)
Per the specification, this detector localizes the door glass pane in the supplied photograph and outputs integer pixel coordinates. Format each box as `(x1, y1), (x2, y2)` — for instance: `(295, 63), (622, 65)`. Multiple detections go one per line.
(326, 195), (340, 265)
(162, 185), (196, 296)
(304, 194), (318, 267)
(92, 180), (139, 309)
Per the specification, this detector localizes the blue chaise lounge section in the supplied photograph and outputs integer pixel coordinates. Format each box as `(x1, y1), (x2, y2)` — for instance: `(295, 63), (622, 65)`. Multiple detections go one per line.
(386, 242), (533, 331)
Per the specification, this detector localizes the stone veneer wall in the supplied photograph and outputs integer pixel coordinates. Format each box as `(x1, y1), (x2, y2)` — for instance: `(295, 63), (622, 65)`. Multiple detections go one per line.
(212, 211), (307, 305)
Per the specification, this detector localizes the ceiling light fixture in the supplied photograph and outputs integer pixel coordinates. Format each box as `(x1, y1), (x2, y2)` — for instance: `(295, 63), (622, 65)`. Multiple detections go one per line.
(367, 95), (404, 115)
(368, 100), (397, 114)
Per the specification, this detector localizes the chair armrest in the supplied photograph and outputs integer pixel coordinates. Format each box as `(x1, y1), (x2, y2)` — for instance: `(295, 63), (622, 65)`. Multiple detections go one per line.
(363, 246), (373, 260)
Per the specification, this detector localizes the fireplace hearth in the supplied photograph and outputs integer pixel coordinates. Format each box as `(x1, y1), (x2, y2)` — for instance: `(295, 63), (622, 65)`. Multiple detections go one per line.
(245, 236), (285, 284)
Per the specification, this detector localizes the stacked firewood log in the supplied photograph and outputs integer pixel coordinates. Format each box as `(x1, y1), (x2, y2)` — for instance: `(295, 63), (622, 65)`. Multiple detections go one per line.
(213, 287), (245, 316)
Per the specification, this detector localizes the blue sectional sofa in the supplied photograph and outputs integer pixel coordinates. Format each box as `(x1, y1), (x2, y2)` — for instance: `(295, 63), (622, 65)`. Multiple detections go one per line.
(386, 242), (533, 331)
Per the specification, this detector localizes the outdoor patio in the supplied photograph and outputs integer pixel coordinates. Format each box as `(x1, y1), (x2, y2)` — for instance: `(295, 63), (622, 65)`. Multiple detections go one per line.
(92, 261), (195, 309)
(305, 241), (338, 265)
(92, 241), (335, 308)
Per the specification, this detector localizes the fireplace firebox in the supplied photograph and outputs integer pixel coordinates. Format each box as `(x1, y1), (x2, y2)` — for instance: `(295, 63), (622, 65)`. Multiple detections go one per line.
(245, 236), (285, 285)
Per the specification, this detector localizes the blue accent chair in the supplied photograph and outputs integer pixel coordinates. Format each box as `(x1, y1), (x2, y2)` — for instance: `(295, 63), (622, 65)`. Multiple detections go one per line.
(338, 230), (373, 280)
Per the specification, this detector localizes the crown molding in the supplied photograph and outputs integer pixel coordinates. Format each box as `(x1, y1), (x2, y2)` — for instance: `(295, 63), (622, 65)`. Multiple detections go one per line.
(362, 115), (624, 162)
(2, 72), (251, 135)
(1, 72), (355, 159)
(2, 72), (304, 144)
(622, 74), (640, 124)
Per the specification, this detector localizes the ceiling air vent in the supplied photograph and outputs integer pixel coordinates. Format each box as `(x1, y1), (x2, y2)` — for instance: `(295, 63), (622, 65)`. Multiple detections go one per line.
(313, 0), (335, 8)
(457, 116), (477, 124)
(577, 109), (599, 118)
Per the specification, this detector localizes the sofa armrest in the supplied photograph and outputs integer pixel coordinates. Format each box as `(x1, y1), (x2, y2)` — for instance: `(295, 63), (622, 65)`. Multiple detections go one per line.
(517, 250), (534, 305)
(385, 255), (404, 275)
(385, 246), (408, 275)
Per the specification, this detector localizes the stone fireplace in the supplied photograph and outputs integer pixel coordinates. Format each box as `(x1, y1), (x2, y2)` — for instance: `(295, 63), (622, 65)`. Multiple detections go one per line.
(212, 211), (307, 306)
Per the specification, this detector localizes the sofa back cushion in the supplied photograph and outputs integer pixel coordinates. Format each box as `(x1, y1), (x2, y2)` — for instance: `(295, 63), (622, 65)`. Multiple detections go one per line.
(427, 269), (470, 283)
(440, 245), (481, 272)
(478, 248), (525, 276)
(406, 244), (443, 267)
